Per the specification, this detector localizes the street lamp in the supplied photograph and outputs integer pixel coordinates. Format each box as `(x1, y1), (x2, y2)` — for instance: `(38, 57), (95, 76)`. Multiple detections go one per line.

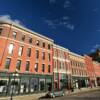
(10, 69), (19, 100)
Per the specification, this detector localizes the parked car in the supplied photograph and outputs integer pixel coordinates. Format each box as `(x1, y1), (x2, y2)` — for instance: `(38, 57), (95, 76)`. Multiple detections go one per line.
(46, 90), (65, 98)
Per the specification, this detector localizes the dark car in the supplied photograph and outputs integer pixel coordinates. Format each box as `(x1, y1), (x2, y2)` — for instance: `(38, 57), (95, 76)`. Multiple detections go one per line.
(46, 90), (65, 98)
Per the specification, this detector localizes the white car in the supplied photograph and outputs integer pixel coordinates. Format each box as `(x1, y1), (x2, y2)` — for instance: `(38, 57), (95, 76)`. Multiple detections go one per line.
(0, 86), (7, 93)
(46, 90), (65, 98)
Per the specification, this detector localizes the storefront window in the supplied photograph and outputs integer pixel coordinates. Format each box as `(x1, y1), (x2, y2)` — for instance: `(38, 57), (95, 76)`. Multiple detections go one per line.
(10, 79), (19, 95)
(46, 78), (52, 91)
(60, 74), (67, 89)
(0, 79), (8, 95)
(39, 79), (45, 91)
(30, 78), (38, 92)
(20, 77), (29, 94)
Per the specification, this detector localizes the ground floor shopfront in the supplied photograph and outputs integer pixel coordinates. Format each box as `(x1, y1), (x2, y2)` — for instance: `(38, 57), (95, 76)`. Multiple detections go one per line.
(96, 77), (100, 86)
(0, 72), (53, 96)
(54, 73), (68, 90)
(72, 76), (89, 89)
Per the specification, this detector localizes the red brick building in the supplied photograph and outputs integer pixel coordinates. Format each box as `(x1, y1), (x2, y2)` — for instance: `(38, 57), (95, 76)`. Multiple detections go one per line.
(0, 20), (54, 95)
(84, 55), (96, 87)
(93, 61), (100, 86)
(0, 20), (100, 97)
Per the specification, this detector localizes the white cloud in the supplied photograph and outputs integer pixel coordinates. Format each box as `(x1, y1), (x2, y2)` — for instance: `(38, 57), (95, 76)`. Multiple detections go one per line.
(94, 44), (100, 49)
(97, 29), (100, 32)
(59, 21), (68, 25)
(90, 44), (100, 53)
(0, 15), (11, 22)
(0, 15), (23, 26)
(62, 16), (69, 20)
(90, 49), (95, 53)
(63, 0), (71, 8)
(44, 18), (74, 31)
(49, 0), (56, 4)
(92, 8), (98, 12)
(44, 19), (56, 28)
(66, 23), (74, 30)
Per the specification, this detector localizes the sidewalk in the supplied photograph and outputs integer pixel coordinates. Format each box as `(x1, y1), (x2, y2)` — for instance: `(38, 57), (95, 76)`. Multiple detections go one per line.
(0, 93), (46, 100)
(66, 86), (100, 95)
(0, 87), (100, 100)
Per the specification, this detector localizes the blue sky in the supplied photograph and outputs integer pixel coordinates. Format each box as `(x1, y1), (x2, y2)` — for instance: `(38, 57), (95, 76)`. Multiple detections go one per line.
(0, 0), (100, 55)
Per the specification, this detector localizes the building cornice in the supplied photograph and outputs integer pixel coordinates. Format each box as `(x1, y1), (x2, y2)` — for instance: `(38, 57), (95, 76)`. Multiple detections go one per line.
(0, 20), (54, 43)
(69, 51), (84, 59)
(53, 44), (69, 52)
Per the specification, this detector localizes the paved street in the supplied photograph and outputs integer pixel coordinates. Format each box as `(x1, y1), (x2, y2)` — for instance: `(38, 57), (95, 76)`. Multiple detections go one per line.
(39, 90), (100, 100)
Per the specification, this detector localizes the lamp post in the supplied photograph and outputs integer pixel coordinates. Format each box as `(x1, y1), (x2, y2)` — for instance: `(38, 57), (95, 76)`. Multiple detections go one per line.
(10, 69), (19, 100)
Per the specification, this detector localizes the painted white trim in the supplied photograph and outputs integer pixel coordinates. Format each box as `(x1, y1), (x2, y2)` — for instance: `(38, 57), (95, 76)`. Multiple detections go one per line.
(72, 75), (88, 77)
(53, 56), (66, 61)
(53, 44), (69, 52)
(69, 51), (84, 59)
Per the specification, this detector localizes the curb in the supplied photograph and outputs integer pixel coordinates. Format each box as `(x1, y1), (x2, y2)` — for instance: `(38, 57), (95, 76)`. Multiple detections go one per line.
(65, 87), (100, 96)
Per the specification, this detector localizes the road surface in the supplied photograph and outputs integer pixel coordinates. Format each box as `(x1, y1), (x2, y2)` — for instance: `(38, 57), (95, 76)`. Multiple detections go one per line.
(39, 90), (100, 100)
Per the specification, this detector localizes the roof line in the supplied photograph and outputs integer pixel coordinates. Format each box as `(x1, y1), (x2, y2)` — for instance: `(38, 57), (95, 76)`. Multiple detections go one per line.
(0, 20), (54, 42)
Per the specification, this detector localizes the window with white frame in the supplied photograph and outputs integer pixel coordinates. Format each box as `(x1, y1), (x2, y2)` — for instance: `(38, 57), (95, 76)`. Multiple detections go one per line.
(42, 64), (45, 73)
(42, 52), (45, 60)
(48, 53), (51, 61)
(27, 48), (31, 57)
(48, 65), (51, 73)
(36, 50), (39, 59)
(16, 60), (21, 70)
(34, 63), (38, 72)
(0, 28), (2, 35)
(5, 58), (11, 69)
(8, 43), (14, 54)
(18, 46), (23, 56)
(26, 61), (30, 71)
(12, 32), (17, 38)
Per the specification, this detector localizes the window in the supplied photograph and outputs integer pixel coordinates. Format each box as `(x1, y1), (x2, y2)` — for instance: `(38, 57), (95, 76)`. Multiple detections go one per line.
(5, 58), (11, 69)
(0, 28), (2, 35)
(30, 78), (39, 92)
(62, 62), (65, 69)
(36, 40), (40, 46)
(36, 50), (39, 59)
(34, 63), (38, 72)
(27, 48), (31, 57)
(42, 52), (45, 60)
(39, 79), (45, 91)
(29, 37), (32, 43)
(8, 43), (14, 54)
(60, 62), (62, 69)
(42, 64), (45, 73)
(18, 46), (23, 56)
(21, 35), (25, 41)
(16, 60), (21, 70)
(54, 60), (57, 68)
(13, 32), (17, 38)
(48, 44), (51, 49)
(42, 42), (45, 48)
(26, 61), (30, 71)
(48, 65), (51, 73)
(48, 53), (51, 61)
